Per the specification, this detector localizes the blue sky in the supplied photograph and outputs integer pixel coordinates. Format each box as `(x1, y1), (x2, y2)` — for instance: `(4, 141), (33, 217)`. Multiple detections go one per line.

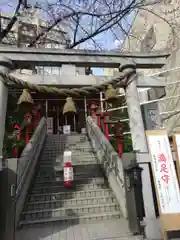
(0, 0), (135, 75)
(0, 0), (134, 50)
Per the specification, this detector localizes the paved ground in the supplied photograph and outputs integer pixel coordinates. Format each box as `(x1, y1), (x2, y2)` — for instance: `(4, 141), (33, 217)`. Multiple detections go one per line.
(16, 219), (143, 240)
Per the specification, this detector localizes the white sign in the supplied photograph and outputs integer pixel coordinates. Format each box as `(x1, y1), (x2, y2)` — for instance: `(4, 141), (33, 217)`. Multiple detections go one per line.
(63, 125), (71, 135)
(64, 167), (74, 181)
(64, 151), (72, 164)
(47, 117), (53, 134)
(147, 132), (180, 214)
(174, 133), (180, 163)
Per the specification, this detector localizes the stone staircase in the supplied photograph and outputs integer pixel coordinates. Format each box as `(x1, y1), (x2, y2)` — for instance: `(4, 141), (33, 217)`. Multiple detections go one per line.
(18, 134), (122, 227)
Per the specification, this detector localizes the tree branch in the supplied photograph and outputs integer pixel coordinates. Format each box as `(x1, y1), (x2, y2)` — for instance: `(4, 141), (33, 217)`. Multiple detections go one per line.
(70, 0), (136, 48)
(0, 0), (23, 42)
(0, 0), (162, 50)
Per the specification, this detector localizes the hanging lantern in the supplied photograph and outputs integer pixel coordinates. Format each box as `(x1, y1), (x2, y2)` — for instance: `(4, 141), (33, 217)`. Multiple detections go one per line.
(63, 97), (77, 116)
(17, 89), (34, 110)
(105, 84), (118, 103)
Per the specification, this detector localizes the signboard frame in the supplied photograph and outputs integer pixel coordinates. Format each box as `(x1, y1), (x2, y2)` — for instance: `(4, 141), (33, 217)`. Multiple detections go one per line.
(146, 130), (180, 240)
(172, 131), (180, 184)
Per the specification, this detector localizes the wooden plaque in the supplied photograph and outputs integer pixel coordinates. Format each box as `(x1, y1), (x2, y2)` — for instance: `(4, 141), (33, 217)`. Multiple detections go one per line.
(146, 130), (180, 240)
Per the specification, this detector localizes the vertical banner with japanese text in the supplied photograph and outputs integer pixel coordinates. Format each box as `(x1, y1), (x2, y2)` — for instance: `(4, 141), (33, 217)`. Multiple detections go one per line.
(146, 130), (180, 214)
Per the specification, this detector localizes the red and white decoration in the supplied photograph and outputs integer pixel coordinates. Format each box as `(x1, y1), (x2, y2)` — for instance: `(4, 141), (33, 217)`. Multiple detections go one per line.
(63, 151), (73, 187)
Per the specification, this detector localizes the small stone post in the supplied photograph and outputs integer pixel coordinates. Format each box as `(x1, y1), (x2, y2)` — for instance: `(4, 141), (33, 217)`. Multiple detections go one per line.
(0, 57), (13, 170)
(121, 64), (159, 239)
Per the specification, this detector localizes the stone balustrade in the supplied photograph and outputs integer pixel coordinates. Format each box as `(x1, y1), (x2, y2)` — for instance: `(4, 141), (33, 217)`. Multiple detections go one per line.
(15, 117), (47, 227)
(86, 116), (127, 218)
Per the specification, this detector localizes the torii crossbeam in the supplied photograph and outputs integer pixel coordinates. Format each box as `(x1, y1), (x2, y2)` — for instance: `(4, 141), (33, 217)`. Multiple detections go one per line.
(0, 46), (170, 68)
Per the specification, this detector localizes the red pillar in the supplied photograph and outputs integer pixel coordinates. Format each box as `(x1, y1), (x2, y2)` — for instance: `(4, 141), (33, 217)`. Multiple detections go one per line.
(104, 120), (110, 140)
(89, 102), (98, 120)
(97, 115), (101, 128)
(101, 111), (111, 140)
(116, 121), (124, 158)
(117, 136), (123, 157)
(96, 113), (101, 128)
(13, 124), (21, 157)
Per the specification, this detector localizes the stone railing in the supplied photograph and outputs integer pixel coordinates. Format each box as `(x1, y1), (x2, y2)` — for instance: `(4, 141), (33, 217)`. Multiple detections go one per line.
(15, 117), (47, 227)
(86, 116), (127, 218)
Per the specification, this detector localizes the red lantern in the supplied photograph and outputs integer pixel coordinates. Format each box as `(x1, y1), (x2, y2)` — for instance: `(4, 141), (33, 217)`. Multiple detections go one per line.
(12, 124), (21, 157)
(101, 111), (111, 140)
(89, 102), (98, 120)
(116, 121), (124, 158)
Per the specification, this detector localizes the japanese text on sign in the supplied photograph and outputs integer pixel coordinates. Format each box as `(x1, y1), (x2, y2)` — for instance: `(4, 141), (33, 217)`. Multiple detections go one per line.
(146, 132), (180, 214)
(158, 153), (170, 185)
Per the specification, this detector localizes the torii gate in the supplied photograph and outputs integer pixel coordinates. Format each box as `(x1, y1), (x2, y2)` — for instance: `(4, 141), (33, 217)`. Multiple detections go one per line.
(0, 46), (169, 239)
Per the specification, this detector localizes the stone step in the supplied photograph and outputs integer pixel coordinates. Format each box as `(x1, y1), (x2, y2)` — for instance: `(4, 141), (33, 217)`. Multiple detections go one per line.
(39, 160), (98, 167)
(68, 146), (92, 150)
(22, 203), (120, 222)
(39, 160), (97, 165)
(36, 171), (103, 181)
(28, 188), (113, 202)
(25, 195), (117, 211)
(71, 156), (97, 160)
(31, 183), (107, 194)
(39, 159), (97, 164)
(34, 177), (105, 186)
(37, 172), (104, 179)
(44, 141), (90, 145)
(41, 147), (60, 149)
(19, 211), (121, 227)
(40, 163), (101, 171)
(40, 153), (62, 156)
(39, 154), (96, 160)
(42, 146), (64, 148)
(40, 154), (96, 159)
(38, 164), (102, 175)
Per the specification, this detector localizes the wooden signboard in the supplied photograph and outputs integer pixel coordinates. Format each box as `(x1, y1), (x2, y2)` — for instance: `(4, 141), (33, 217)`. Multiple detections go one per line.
(146, 130), (180, 240)
(47, 117), (53, 134)
(173, 131), (180, 183)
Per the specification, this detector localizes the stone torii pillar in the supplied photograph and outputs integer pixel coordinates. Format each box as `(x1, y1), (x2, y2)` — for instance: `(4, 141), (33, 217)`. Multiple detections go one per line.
(121, 64), (157, 239)
(0, 57), (13, 170)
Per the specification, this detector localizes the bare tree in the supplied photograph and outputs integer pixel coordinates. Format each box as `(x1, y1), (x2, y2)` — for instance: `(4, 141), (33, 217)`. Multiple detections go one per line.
(0, 0), (159, 49)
